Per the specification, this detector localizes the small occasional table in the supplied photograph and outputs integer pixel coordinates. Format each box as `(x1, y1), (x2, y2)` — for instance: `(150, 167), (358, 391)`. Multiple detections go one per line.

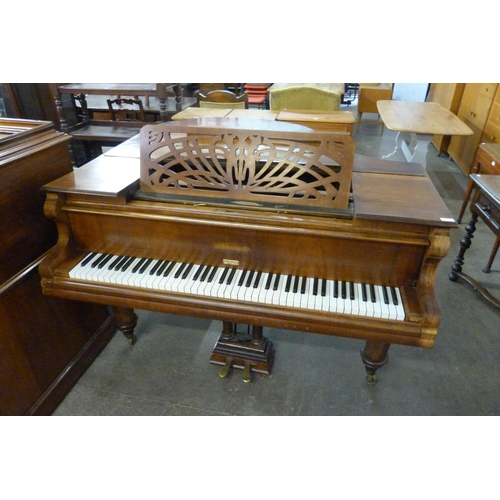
(377, 101), (473, 163)
(449, 174), (500, 309)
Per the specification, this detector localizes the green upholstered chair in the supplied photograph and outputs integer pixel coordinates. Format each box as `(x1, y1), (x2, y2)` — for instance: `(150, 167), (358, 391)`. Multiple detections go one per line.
(269, 85), (341, 111)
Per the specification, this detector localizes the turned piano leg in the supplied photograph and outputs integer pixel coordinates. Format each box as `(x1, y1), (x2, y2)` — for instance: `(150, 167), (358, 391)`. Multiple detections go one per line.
(360, 341), (390, 385)
(112, 306), (138, 345)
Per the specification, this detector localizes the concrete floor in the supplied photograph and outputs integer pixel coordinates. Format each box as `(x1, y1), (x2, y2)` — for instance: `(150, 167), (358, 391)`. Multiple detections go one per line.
(52, 103), (500, 416)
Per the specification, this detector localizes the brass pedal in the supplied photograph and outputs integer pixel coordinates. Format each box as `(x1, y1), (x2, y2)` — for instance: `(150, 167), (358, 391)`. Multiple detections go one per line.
(218, 357), (232, 378)
(242, 362), (251, 383)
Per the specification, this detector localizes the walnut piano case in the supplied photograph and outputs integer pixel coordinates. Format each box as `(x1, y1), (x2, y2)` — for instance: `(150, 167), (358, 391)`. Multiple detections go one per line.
(40, 120), (457, 384)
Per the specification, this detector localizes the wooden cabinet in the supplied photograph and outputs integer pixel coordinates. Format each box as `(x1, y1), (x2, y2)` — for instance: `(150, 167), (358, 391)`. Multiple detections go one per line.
(448, 83), (498, 174)
(481, 85), (500, 144)
(0, 118), (115, 415)
(427, 83), (466, 154)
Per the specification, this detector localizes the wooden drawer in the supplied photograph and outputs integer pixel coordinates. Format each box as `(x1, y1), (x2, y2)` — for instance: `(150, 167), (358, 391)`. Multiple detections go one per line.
(475, 143), (500, 174)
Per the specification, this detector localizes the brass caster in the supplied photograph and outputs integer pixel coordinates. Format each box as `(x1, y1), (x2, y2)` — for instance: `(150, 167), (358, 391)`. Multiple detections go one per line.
(242, 362), (252, 383)
(366, 373), (378, 386)
(128, 335), (137, 346)
(218, 358), (232, 378)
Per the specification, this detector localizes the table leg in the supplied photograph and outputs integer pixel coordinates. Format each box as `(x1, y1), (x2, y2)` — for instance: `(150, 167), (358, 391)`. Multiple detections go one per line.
(449, 211), (478, 281)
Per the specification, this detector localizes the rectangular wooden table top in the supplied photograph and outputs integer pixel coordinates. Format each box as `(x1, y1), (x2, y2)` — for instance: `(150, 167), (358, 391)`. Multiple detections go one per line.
(277, 110), (355, 124)
(57, 83), (178, 96)
(377, 100), (473, 136)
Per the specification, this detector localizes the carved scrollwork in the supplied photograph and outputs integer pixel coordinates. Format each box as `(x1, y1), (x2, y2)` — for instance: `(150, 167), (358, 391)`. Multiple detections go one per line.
(140, 123), (354, 211)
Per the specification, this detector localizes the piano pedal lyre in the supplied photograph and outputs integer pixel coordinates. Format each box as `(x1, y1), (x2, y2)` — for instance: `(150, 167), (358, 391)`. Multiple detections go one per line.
(210, 322), (274, 382)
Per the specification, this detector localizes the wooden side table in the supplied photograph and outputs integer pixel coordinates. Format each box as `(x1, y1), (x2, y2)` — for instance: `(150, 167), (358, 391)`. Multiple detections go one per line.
(450, 174), (500, 308)
(457, 142), (500, 223)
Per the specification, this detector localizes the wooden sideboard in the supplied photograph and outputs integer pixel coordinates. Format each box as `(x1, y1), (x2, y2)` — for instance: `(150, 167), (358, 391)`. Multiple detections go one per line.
(0, 118), (115, 416)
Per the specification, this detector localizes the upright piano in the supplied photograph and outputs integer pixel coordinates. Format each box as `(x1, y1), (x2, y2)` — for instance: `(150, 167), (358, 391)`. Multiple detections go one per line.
(40, 119), (457, 384)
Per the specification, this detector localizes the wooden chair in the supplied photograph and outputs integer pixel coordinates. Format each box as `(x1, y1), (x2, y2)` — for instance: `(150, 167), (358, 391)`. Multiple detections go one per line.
(107, 98), (146, 121)
(195, 90), (248, 109)
(269, 86), (341, 111)
(244, 83), (269, 109)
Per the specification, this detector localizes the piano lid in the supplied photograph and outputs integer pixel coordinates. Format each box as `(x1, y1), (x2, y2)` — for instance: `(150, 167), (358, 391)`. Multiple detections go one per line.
(138, 120), (355, 217)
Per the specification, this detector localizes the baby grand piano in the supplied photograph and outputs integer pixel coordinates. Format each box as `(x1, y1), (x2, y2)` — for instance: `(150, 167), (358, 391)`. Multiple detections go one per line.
(40, 119), (457, 384)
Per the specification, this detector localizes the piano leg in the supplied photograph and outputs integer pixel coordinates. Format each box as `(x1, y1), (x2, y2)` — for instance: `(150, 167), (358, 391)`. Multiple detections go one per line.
(360, 341), (390, 385)
(210, 322), (275, 382)
(112, 306), (138, 345)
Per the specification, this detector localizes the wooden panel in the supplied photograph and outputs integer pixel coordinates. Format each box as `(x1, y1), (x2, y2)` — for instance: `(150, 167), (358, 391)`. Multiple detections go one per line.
(448, 83), (498, 174)
(481, 86), (500, 144)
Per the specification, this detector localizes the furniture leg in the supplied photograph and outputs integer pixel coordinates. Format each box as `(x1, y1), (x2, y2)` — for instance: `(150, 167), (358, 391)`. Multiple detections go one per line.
(360, 341), (390, 385)
(457, 161), (480, 223)
(449, 212), (478, 281)
(111, 306), (138, 345)
(483, 236), (500, 273)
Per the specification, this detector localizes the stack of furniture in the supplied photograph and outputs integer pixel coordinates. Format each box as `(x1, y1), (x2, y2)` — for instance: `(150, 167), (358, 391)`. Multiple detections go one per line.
(50, 83), (184, 166)
(243, 84), (269, 109)
(0, 118), (115, 416)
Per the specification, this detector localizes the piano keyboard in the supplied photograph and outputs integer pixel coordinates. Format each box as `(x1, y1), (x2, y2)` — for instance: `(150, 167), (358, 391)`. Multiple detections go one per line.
(69, 253), (406, 321)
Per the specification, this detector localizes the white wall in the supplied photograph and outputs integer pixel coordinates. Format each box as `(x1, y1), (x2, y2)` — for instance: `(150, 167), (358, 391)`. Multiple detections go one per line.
(392, 83), (429, 101)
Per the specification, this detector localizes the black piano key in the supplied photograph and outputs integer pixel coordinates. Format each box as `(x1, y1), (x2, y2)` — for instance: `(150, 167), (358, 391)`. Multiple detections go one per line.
(226, 268), (237, 285)
(313, 278), (319, 296)
(200, 266), (212, 282)
(272, 274), (281, 291)
(156, 260), (170, 275)
(265, 273), (273, 290)
(113, 256), (130, 271)
(120, 256), (135, 272)
(181, 263), (194, 279)
(285, 275), (292, 292)
(174, 262), (187, 279)
(108, 255), (123, 270)
(361, 283), (367, 302)
(334, 280), (339, 298)
(237, 270), (248, 287)
(81, 252), (98, 266)
(321, 279), (327, 297)
(193, 265), (205, 281)
(138, 258), (153, 273)
(292, 275), (300, 294)
(245, 270), (255, 287)
(132, 257), (147, 273)
(370, 284), (376, 303)
(97, 254), (113, 269)
(390, 286), (398, 305)
(163, 261), (176, 276)
(207, 266), (218, 282)
(149, 260), (163, 275)
(341, 281), (347, 300)
(218, 267), (228, 284)
(300, 276), (307, 294)
(253, 272), (262, 289)
(382, 286), (389, 304)
(91, 253), (109, 268)
(349, 282), (355, 301)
